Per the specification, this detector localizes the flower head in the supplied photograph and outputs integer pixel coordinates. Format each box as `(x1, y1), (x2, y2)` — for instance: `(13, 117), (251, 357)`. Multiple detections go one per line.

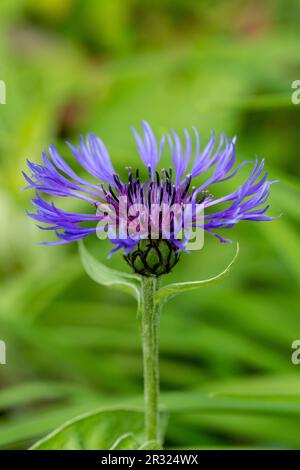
(24, 122), (277, 275)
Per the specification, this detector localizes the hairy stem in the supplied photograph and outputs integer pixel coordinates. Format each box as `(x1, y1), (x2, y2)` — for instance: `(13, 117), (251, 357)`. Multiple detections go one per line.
(141, 275), (161, 445)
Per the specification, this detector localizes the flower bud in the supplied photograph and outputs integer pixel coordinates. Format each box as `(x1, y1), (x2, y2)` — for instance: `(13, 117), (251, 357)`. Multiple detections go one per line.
(124, 239), (180, 276)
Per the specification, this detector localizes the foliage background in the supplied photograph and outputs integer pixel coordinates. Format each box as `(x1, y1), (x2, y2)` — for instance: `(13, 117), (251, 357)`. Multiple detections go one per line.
(0, 0), (299, 449)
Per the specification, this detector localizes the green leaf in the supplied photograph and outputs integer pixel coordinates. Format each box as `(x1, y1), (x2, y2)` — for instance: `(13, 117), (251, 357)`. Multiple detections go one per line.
(30, 408), (145, 450)
(110, 432), (139, 450)
(138, 440), (163, 450)
(78, 240), (141, 303)
(156, 243), (239, 305)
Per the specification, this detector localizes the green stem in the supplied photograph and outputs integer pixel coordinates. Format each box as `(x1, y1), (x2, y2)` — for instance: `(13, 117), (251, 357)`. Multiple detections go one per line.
(141, 275), (161, 444)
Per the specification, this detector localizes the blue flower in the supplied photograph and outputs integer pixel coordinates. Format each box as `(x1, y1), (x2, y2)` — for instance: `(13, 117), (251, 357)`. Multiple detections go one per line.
(24, 121), (277, 267)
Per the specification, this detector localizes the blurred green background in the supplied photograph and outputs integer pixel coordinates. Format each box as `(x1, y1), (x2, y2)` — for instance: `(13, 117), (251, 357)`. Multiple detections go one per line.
(0, 0), (300, 450)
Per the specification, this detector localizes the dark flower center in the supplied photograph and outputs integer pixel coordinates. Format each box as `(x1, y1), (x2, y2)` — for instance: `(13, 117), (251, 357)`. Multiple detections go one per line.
(99, 167), (209, 276)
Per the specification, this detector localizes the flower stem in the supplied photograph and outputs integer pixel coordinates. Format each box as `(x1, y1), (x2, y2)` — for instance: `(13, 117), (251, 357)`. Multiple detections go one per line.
(141, 275), (161, 444)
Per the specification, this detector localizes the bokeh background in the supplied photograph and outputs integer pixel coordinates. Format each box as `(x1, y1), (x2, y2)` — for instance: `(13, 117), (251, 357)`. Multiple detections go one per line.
(0, 0), (300, 449)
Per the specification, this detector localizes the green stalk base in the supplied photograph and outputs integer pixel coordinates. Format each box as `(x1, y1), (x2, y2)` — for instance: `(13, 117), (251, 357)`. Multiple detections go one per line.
(141, 275), (161, 445)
